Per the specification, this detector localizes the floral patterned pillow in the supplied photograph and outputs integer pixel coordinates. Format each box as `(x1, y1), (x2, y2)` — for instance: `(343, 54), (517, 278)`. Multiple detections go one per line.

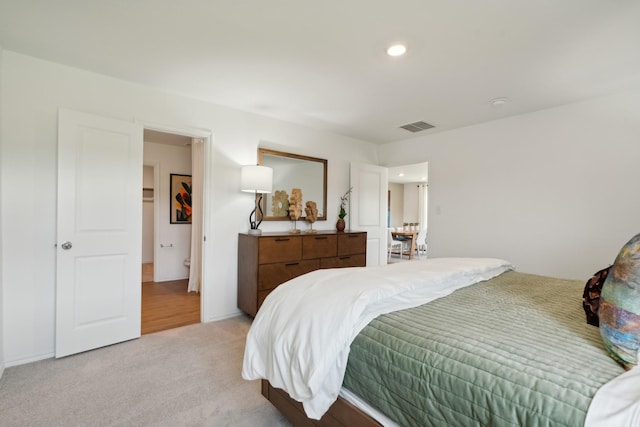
(600, 233), (640, 369)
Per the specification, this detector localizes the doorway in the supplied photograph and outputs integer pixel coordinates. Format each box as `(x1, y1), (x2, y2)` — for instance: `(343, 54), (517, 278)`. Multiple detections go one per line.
(56, 110), (211, 357)
(141, 129), (204, 334)
(142, 165), (155, 282)
(387, 162), (429, 261)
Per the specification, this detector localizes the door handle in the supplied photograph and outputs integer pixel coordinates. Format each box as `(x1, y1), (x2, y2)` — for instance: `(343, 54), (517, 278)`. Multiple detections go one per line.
(61, 241), (73, 250)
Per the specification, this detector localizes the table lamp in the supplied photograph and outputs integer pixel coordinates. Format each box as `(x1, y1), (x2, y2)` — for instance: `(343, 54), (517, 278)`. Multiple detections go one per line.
(241, 165), (273, 235)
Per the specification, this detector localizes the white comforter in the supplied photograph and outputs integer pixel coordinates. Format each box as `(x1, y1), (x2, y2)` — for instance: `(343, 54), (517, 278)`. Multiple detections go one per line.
(241, 257), (514, 419)
(586, 365), (640, 427)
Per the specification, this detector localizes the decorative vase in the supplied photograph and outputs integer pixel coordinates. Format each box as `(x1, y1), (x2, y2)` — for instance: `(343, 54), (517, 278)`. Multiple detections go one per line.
(336, 219), (346, 232)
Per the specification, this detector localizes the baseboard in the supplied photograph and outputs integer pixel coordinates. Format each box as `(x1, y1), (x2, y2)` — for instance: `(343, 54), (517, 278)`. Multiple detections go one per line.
(150, 276), (189, 283)
(204, 310), (244, 323)
(4, 314), (243, 367)
(5, 351), (54, 368)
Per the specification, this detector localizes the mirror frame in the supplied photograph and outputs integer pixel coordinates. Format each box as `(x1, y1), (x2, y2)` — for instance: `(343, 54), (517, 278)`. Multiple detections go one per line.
(258, 148), (328, 221)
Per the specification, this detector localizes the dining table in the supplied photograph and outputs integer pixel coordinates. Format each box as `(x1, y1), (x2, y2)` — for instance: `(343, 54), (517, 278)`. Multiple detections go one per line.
(391, 230), (418, 260)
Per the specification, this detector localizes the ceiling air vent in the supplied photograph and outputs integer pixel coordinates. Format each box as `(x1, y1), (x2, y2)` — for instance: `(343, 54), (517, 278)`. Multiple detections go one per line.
(399, 121), (434, 133)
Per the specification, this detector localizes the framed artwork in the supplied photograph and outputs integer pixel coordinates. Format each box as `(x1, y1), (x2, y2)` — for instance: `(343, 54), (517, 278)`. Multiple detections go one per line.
(170, 174), (192, 224)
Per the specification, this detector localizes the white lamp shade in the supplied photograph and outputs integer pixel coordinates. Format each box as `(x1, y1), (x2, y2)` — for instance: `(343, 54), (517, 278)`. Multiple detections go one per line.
(241, 165), (273, 194)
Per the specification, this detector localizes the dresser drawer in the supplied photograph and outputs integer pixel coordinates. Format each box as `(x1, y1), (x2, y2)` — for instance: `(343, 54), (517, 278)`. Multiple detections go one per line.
(238, 231), (367, 317)
(258, 236), (302, 264)
(302, 234), (337, 259)
(320, 254), (366, 269)
(338, 233), (367, 256)
(258, 259), (319, 290)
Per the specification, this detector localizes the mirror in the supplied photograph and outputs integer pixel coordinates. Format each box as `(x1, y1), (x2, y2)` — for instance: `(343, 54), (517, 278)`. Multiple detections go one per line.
(258, 148), (328, 221)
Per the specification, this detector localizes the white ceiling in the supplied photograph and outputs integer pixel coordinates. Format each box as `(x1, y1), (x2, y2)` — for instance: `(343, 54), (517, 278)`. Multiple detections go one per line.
(1, 1), (639, 144)
(388, 162), (428, 184)
(144, 129), (192, 147)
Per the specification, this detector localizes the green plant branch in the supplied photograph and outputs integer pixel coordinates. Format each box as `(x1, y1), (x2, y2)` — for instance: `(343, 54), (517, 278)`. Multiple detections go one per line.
(338, 187), (352, 219)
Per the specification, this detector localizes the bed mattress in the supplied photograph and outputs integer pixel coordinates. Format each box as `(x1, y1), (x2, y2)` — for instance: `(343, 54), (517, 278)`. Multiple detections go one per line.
(342, 271), (624, 426)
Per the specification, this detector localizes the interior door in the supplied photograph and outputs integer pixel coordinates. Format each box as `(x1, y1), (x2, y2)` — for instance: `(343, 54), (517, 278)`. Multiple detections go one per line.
(350, 163), (388, 266)
(56, 109), (143, 358)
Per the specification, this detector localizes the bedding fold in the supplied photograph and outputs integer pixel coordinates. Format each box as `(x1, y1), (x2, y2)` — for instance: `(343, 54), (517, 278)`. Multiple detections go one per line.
(241, 257), (513, 419)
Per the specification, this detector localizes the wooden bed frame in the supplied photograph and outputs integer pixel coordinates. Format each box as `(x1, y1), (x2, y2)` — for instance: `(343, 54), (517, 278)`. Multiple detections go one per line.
(261, 380), (383, 427)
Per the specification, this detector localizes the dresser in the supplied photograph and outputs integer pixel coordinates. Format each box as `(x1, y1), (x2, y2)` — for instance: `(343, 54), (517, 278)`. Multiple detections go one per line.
(237, 230), (367, 316)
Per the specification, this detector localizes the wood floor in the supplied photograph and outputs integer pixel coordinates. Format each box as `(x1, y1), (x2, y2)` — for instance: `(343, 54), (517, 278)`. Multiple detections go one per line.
(141, 276), (200, 335)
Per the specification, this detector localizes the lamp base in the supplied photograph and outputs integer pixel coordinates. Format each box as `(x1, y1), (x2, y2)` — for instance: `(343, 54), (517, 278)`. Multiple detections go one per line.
(247, 229), (263, 236)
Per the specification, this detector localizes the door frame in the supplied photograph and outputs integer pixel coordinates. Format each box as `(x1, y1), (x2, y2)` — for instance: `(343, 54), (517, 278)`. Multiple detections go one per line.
(140, 120), (213, 323)
(141, 161), (159, 280)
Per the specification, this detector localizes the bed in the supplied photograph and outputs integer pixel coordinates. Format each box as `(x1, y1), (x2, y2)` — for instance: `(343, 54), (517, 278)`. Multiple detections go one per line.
(242, 258), (640, 426)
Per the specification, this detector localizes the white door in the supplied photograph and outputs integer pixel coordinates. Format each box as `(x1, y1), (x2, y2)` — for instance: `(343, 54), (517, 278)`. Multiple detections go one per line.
(56, 109), (143, 358)
(350, 163), (388, 266)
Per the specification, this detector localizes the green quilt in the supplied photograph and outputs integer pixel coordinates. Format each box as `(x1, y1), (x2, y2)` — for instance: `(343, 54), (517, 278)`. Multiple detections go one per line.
(343, 271), (623, 427)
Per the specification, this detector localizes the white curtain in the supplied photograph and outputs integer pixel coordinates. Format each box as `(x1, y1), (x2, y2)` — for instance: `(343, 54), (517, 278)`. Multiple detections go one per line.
(417, 184), (428, 229)
(188, 138), (204, 293)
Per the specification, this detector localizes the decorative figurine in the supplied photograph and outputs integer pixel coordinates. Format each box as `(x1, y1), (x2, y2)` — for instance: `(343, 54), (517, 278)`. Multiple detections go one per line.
(289, 188), (303, 234)
(271, 190), (289, 217)
(304, 200), (318, 233)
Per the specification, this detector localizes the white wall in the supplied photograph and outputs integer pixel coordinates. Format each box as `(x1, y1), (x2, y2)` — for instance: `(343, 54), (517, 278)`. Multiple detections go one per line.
(379, 88), (640, 280)
(403, 183), (421, 225)
(0, 46), (5, 377)
(143, 141), (192, 280)
(0, 51), (378, 365)
(142, 165), (154, 264)
(388, 183), (404, 228)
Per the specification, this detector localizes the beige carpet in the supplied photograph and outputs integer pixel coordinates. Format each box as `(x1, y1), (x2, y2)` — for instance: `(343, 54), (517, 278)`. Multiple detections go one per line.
(0, 316), (292, 427)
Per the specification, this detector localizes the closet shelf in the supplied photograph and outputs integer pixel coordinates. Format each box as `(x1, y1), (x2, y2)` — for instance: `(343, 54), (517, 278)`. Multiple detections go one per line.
(142, 187), (154, 202)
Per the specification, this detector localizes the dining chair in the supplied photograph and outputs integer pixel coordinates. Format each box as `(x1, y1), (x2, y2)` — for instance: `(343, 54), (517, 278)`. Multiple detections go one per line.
(415, 229), (427, 258)
(387, 228), (403, 261)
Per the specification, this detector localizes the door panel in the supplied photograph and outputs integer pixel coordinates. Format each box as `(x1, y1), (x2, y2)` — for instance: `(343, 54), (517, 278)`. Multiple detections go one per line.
(350, 163), (388, 266)
(75, 255), (127, 325)
(56, 109), (143, 358)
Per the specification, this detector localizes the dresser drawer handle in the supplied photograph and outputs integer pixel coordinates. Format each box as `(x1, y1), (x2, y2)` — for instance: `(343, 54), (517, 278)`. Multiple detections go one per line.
(315, 236), (328, 240)
(348, 235), (359, 238)
(339, 256), (351, 260)
(285, 262), (300, 266)
(275, 238), (290, 242)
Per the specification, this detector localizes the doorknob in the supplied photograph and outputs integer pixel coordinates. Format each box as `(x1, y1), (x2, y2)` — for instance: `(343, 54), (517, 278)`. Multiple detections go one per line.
(61, 241), (73, 250)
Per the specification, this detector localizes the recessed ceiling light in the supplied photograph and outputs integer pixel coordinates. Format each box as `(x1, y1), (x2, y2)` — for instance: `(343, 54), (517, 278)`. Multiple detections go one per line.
(491, 97), (508, 107)
(387, 44), (407, 57)
(398, 173), (405, 177)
